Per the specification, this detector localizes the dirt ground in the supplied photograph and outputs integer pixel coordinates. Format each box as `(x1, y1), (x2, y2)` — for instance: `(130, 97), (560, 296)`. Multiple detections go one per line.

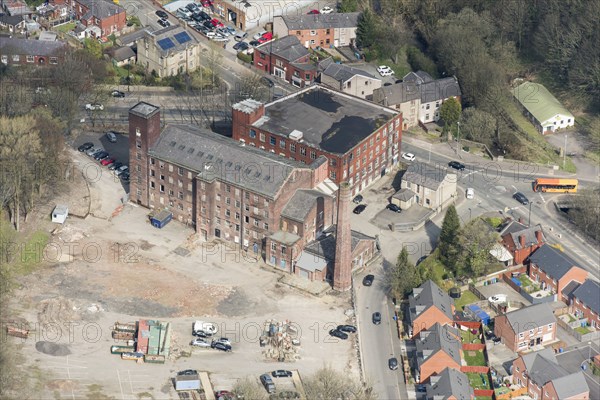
(6, 148), (358, 399)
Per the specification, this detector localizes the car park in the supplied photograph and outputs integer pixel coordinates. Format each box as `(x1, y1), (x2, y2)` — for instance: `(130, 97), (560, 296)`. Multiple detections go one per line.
(78, 142), (93, 152)
(372, 312), (381, 325)
(401, 152), (415, 161)
(253, 30), (267, 40)
(448, 160), (465, 171)
(190, 338), (211, 347)
(377, 65), (393, 76)
(109, 161), (123, 171)
(155, 10), (168, 19)
(111, 90), (125, 97)
(320, 6), (334, 14)
(307, 9), (319, 14)
(85, 103), (104, 111)
(466, 187), (474, 199)
(101, 158), (115, 166)
(94, 151), (109, 161)
(260, 374), (276, 394)
(178, 369), (198, 376)
(106, 131), (117, 142)
(513, 192), (529, 205)
(488, 294), (507, 304)
(352, 194), (363, 204)
(388, 357), (399, 370)
(328, 329), (348, 340)
(232, 41), (249, 52)
(271, 370), (293, 378)
(337, 325), (357, 333)
(362, 274), (374, 286)
(353, 204), (366, 214)
(386, 203), (401, 213)
(158, 18), (170, 27)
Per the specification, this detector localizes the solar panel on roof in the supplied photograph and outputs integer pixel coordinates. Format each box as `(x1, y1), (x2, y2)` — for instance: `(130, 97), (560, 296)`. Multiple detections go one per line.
(174, 31), (192, 44)
(157, 38), (175, 51)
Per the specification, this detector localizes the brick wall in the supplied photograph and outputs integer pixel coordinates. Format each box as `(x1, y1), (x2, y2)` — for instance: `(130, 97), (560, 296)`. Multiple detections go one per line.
(293, 28), (334, 49)
(529, 264), (588, 301)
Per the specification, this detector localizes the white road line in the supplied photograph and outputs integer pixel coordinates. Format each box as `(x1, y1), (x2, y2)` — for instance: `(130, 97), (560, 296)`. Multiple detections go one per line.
(117, 369), (125, 400)
(511, 185), (518, 192)
(128, 369), (134, 394)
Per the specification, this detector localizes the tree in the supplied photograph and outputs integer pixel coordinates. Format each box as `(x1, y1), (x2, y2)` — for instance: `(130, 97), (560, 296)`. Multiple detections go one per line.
(356, 9), (378, 49)
(83, 38), (102, 60)
(460, 107), (497, 146)
(456, 219), (500, 276)
(236, 73), (271, 102)
(338, 0), (359, 12)
(303, 366), (376, 400)
(388, 247), (421, 300)
(439, 97), (461, 132)
(438, 205), (460, 274)
(232, 377), (268, 400)
(406, 46), (438, 78)
(568, 189), (600, 241)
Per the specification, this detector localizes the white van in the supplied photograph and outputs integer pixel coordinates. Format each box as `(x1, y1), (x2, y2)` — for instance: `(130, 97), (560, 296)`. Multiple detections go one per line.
(234, 31), (247, 41)
(466, 188), (474, 199)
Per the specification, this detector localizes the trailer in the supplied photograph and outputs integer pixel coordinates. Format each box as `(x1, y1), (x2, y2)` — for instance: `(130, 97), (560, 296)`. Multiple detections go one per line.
(112, 331), (135, 340)
(111, 345), (135, 354)
(144, 354), (166, 364)
(6, 326), (29, 339)
(113, 322), (137, 332)
(150, 209), (172, 229)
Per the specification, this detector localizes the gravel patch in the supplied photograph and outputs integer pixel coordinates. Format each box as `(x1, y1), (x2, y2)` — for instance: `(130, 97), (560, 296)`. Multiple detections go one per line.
(35, 341), (71, 356)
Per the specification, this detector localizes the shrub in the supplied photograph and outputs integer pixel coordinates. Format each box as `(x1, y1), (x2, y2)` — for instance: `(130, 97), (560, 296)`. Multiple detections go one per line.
(237, 52), (252, 63)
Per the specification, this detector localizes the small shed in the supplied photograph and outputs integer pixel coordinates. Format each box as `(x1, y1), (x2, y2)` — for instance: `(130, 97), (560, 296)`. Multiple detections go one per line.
(52, 205), (68, 224)
(150, 210), (172, 229)
(465, 304), (491, 326)
(175, 374), (201, 391)
(391, 188), (416, 209)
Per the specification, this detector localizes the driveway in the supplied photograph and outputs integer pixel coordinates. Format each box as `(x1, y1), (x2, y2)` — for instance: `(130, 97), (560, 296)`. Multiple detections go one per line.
(475, 282), (532, 309)
(345, 62), (397, 85)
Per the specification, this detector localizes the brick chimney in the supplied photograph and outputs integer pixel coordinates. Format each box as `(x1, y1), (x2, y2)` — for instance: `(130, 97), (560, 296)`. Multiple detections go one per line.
(535, 230), (543, 244)
(519, 235), (526, 248)
(333, 182), (352, 291)
(518, 217), (524, 224)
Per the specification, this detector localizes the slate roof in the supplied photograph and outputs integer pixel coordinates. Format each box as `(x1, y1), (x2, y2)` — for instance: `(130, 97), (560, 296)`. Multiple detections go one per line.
(0, 37), (67, 56)
(147, 123), (308, 198)
(373, 74), (460, 106)
(78, 0), (124, 20)
(302, 225), (375, 262)
(409, 280), (454, 322)
(512, 82), (574, 124)
(0, 14), (24, 26)
(256, 85), (397, 155)
(528, 244), (579, 280)
(117, 28), (151, 46)
(280, 12), (360, 30)
(420, 77), (462, 104)
(572, 279), (600, 316)
(416, 323), (461, 368)
(503, 303), (555, 334)
(500, 221), (545, 250)
(321, 62), (378, 83)
(561, 280), (581, 299)
(255, 35), (308, 62)
(372, 82), (421, 106)
(281, 189), (332, 223)
(402, 166), (453, 191)
(111, 45), (135, 62)
(403, 70), (433, 84)
(392, 188), (415, 202)
(149, 25), (199, 57)
(552, 372), (589, 399)
(426, 368), (474, 400)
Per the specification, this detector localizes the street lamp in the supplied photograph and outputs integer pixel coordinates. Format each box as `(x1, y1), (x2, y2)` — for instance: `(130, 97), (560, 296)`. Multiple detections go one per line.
(528, 201), (533, 227)
(468, 208), (472, 221)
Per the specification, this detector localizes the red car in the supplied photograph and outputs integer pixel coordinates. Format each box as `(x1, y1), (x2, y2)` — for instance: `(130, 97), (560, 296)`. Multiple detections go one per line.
(307, 9), (320, 14)
(215, 391), (234, 400)
(258, 32), (273, 43)
(101, 158), (115, 166)
(210, 18), (224, 27)
(200, 0), (212, 6)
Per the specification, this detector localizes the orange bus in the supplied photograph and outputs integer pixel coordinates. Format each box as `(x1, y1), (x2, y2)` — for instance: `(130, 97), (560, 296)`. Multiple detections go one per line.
(533, 178), (578, 193)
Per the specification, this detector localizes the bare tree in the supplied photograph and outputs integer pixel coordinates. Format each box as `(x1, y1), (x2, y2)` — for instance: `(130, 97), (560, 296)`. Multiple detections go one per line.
(232, 377), (269, 400)
(303, 366), (377, 400)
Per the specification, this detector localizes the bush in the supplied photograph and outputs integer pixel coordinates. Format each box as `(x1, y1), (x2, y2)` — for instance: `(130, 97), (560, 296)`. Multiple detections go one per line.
(406, 46), (438, 78)
(237, 52), (252, 64)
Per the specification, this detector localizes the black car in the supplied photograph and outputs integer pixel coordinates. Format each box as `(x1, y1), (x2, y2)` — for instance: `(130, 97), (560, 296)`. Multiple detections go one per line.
(260, 76), (275, 88)
(78, 142), (93, 152)
(203, 20), (214, 29)
(155, 10), (168, 19)
(329, 329), (349, 340)
(120, 172), (130, 182)
(513, 192), (529, 205)
(233, 41), (249, 52)
(178, 369), (198, 376)
(109, 161), (123, 171)
(388, 357), (399, 370)
(386, 203), (401, 213)
(197, 11), (211, 20)
(193, 329), (213, 338)
(362, 274), (374, 286)
(352, 194), (363, 204)
(353, 204), (367, 214)
(383, 82), (392, 86)
(372, 312), (382, 325)
(249, 40), (260, 47)
(416, 384), (427, 393)
(94, 151), (109, 160)
(337, 325), (357, 333)
(448, 160), (466, 171)
(271, 370), (293, 378)
(157, 18), (170, 27)
(111, 90), (125, 97)
(211, 341), (232, 352)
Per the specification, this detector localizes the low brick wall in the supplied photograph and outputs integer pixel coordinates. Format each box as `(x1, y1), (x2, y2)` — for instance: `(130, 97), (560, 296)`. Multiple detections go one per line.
(474, 389), (495, 397)
(456, 321), (481, 330)
(460, 365), (489, 374)
(463, 343), (486, 351)
(496, 387), (528, 400)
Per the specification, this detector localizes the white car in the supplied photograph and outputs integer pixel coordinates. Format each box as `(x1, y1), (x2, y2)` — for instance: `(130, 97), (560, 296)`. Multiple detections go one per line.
(193, 321), (218, 334)
(253, 30), (267, 40)
(85, 103), (104, 111)
(401, 152), (415, 162)
(488, 294), (507, 304)
(320, 6), (334, 14)
(114, 165), (129, 176)
(190, 338), (211, 347)
(213, 337), (231, 346)
(466, 188), (474, 199)
(377, 65), (394, 77)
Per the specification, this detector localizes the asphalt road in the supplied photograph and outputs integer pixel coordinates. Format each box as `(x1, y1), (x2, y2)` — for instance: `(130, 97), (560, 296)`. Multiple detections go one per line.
(558, 341), (600, 400)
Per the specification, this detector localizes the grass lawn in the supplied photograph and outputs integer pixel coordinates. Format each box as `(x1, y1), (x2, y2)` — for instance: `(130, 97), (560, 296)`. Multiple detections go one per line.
(463, 349), (487, 366)
(575, 325), (592, 334)
(466, 372), (491, 390)
(517, 274), (539, 292)
(55, 22), (76, 33)
(460, 329), (481, 344)
(454, 290), (479, 311)
(15, 231), (49, 275)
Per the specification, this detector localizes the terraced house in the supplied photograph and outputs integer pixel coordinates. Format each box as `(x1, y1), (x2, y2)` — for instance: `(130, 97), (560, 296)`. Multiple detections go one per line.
(494, 303), (556, 352)
(71, 0), (126, 38)
(408, 280), (455, 337)
(273, 12), (360, 49)
(0, 37), (68, 66)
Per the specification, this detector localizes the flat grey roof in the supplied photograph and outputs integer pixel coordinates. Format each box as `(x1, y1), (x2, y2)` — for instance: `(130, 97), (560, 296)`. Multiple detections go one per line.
(281, 189), (331, 223)
(256, 85), (397, 155)
(130, 102), (160, 118)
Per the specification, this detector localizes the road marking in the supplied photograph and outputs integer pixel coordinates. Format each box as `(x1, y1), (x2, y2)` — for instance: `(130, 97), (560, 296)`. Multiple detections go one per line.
(539, 193), (546, 203)
(511, 185), (518, 192)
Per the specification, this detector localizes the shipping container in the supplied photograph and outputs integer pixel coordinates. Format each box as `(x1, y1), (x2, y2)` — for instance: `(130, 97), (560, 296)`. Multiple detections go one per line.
(112, 331), (135, 340)
(144, 354), (166, 364)
(121, 352), (144, 361)
(7, 326), (29, 339)
(111, 345), (135, 354)
(113, 322), (137, 332)
(150, 210), (172, 229)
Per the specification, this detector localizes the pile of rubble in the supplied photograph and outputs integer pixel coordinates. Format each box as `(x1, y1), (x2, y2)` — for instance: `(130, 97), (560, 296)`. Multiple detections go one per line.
(260, 319), (301, 362)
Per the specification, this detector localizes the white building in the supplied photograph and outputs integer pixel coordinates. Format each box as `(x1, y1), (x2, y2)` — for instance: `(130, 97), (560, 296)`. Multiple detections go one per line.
(512, 82), (575, 134)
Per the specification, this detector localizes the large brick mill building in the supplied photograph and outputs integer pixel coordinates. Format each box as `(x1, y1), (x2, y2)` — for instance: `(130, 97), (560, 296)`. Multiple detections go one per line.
(128, 102), (376, 286)
(231, 85), (402, 197)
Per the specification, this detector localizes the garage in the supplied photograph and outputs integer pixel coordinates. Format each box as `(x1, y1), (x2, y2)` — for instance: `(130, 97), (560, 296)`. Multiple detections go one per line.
(295, 250), (327, 281)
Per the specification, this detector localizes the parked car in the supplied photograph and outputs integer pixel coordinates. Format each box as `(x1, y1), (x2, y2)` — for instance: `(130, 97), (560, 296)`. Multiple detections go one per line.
(193, 329), (212, 338)
(386, 203), (401, 213)
(337, 325), (357, 333)
(225, 25), (236, 34)
(203, 20), (214, 29)
(352, 194), (363, 204)
(257, 35), (270, 44)
(210, 18), (224, 27)
(177, 7), (192, 17)
(329, 329), (348, 340)
(353, 204), (367, 214)
(101, 158), (115, 166)
(190, 338), (211, 347)
(488, 294), (508, 304)
(94, 151), (109, 161)
(111, 89), (125, 98)
(448, 160), (465, 171)
(78, 142), (93, 152)
(260, 374), (276, 394)
(212, 341), (232, 352)
(362, 274), (374, 286)
(85, 103), (104, 111)
(155, 10), (168, 19)
(197, 10), (210, 20)
(87, 147), (101, 156)
(260, 76), (275, 87)
(377, 65), (394, 76)
(271, 370), (293, 378)
(216, 27), (230, 36)
(320, 6), (334, 14)
(513, 192), (529, 205)
(233, 41), (249, 52)
(307, 9), (319, 14)
(401, 152), (415, 161)
(106, 131), (117, 142)
(158, 18), (170, 27)
(109, 161), (123, 171)
(416, 384), (427, 393)
(178, 369), (198, 376)
(372, 312), (382, 325)
(388, 357), (399, 370)
(249, 39), (260, 47)
(253, 30), (268, 40)
(186, 3), (198, 12)
(213, 337), (231, 346)
(120, 172), (130, 182)
(235, 31), (248, 41)
(466, 187), (474, 199)
(114, 165), (129, 176)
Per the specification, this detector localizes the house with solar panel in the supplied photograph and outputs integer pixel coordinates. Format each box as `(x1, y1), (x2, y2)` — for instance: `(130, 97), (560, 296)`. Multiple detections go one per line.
(136, 25), (201, 78)
(512, 81), (575, 134)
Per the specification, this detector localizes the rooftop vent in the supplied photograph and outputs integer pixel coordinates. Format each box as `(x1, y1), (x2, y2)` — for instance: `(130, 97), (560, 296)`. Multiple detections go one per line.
(188, 148), (194, 154)
(226, 161), (232, 167)
(197, 151), (204, 158)
(170, 141), (177, 147)
(289, 130), (303, 141)
(178, 145), (185, 150)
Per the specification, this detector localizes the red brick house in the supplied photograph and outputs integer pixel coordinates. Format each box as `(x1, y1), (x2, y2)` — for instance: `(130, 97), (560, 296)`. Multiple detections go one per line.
(253, 35), (317, 88)
(273, 12), (360, 49)
(512, 348), (590, 400)
(416, 323), (462, 383)
(500, 220), (545, 265)
(494, 303), (556, 352)
(568, 279), (600, 329)
(528, 244), (588, 302)
(231, 86), (402, 196)
(0, 37), (68, 66)
(71, 0), (126, 38)
(408, 280), (455, 338)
